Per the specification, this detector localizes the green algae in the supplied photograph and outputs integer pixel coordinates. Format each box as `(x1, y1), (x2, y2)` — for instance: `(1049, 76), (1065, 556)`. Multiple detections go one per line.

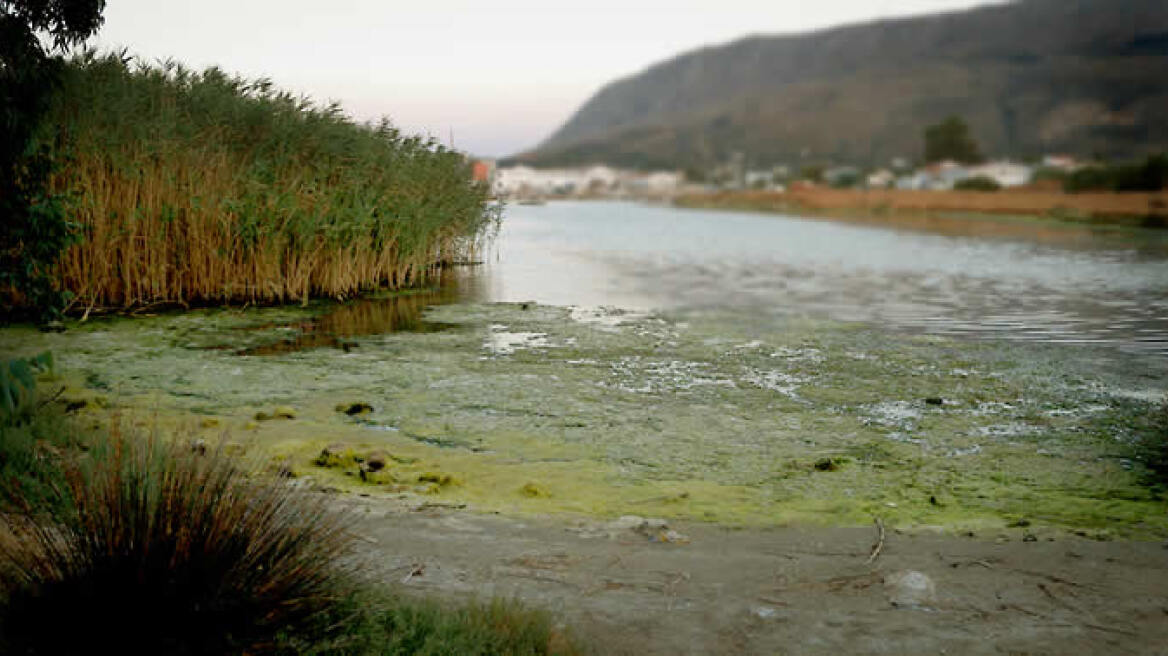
(2, 301), (1166, 536)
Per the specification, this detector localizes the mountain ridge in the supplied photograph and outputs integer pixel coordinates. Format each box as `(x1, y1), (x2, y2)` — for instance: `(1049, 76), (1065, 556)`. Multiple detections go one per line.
(508, 0), (1168, 171)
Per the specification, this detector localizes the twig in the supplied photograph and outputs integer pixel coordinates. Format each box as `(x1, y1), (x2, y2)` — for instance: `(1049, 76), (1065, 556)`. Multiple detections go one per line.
(866, 517), (885, 565)
(401, 563), (425, 583)
(35, 386), (66, 412)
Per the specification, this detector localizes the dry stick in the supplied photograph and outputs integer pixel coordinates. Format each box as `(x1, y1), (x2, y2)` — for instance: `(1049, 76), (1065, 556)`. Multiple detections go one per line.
(866, 517), (886, 565)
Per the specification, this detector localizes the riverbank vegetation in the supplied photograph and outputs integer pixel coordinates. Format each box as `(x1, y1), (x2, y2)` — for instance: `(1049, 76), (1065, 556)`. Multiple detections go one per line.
(5, 50), (497, 316)
(0, 386), (573, 654)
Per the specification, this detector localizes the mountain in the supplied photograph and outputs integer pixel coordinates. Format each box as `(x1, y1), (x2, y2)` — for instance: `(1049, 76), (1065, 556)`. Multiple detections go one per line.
(508, 0), (1168, 171)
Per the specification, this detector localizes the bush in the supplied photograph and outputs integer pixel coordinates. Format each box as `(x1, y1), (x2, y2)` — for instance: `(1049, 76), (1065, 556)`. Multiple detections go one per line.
(1135, 402), (1168, 491)
(0, 429), (354, 655)
(1064, 154), (1168, 193)
(954, 176), (1001, 192)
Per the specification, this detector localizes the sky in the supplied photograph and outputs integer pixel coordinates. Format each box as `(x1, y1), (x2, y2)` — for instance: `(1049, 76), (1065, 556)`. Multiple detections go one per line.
(92, 0), (1002, 158)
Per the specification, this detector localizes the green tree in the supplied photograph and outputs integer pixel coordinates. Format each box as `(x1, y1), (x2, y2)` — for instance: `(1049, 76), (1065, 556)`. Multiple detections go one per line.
(1, 0), (106, 321)
(923, 116), (984, 165)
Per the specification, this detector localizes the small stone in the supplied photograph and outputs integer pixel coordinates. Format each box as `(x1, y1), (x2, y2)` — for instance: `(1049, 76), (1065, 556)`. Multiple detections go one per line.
(273, 405), (296, 419)
(1010, 518), (1032, 527)
(814, 457), (838, 472)
(925, 397), (944, 406)
(884, 570), (936, 608)
(418, 471), (456, 486)
(1023, 533), (1038, 543)
(339, 403), (374, 415)
(520, 482), (550, 498)
(365, 450), (389, 471)
(254, 411), (272, 421)
(753, 606), (779, 619)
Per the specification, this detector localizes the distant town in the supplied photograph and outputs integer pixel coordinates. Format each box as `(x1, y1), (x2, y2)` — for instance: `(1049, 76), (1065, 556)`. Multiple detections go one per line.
(472, 154), (1087, 201)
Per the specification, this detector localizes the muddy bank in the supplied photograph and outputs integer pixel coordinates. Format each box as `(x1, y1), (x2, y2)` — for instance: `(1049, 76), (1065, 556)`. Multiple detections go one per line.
(3, 298), (1165, 537)
(346, 500), (1168, 655)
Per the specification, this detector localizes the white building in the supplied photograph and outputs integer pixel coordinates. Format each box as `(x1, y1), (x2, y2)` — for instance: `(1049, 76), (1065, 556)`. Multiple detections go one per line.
(966, 161), (1034, 188)
(866, 169), (895, 189)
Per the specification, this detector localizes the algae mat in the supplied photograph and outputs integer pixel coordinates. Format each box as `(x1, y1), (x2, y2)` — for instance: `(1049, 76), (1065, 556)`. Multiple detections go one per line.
(3, 300), (1166, 536)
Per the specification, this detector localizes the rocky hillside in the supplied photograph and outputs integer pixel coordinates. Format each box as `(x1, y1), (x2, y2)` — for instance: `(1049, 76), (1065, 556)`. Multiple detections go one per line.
(509, 0), (1168, 170)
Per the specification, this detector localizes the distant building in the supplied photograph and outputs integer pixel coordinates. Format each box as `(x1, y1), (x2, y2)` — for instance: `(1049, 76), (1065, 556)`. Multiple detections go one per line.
(965, 161), (1034, 188)
(745, 169), (776, 189)
(1042, 154), (1081, 172)
(471, 159), (496, 185)
(493, 165), (684, 198)
(896, 161), (968, 190)
(866, 169), (895, 189)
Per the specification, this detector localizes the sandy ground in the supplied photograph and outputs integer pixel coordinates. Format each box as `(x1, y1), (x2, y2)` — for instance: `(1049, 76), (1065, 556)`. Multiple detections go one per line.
(345, 498), (1168, 655)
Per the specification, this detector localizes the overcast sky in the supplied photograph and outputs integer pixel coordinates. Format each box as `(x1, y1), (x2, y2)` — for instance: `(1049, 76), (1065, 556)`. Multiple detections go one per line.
(92, 1), (1001, 157)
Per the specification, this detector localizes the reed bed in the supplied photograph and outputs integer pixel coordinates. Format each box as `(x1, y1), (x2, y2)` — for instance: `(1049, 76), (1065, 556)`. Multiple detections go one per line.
(37, 51), (497, 312)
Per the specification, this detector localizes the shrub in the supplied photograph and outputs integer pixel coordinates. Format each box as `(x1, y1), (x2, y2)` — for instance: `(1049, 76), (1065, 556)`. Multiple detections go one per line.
(0, 428), (354, 655)
(954, 176), (1001, 192)
(1135, 401), (1168, 491)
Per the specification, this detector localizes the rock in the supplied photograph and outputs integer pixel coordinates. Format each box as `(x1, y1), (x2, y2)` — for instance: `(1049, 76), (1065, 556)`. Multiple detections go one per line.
(1023, 532), (1038, 542)
(609, 515), (649, 531)
(884, 570), (936, 608)
(813, 457), (839, 472)
(273, 405), (297, 419)
(752, 606), (782, 620)
(925, 397), (944, 406)
(315, 443), (356, 467)
(418, 471), (456, 486)
(605, 515), (688, 543)
(365, 450), (389, 471)
(254, 411), (272, 421)
(519, 482), (550, 498)
(337, 402), (373, 415)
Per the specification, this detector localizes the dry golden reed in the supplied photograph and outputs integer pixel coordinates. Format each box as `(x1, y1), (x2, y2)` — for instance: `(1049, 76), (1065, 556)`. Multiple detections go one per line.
(37, 51), (498, 312)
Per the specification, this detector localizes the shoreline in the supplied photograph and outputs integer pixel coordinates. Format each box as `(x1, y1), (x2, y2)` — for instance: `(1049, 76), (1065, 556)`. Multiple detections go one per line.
(674, 188), (1168, 232)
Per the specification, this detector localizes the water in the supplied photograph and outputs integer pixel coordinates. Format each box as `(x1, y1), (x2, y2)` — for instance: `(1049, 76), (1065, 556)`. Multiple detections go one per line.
(451, 200), (1168, 357)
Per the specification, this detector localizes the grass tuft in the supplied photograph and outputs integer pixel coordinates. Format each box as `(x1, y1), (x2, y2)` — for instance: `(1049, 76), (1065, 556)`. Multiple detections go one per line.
(0, 426), (354, 655)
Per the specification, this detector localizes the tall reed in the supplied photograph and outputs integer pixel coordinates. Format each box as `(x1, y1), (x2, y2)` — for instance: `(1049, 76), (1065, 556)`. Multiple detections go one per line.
(36, 51), (498, 311)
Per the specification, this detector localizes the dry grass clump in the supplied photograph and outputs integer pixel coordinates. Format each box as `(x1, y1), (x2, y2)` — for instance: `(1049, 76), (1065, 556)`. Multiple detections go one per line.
(35, 51), (498, 312)
(0, 427), (354, 655)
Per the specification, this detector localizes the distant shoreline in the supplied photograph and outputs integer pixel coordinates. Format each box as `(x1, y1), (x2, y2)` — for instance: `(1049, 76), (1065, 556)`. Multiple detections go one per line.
(674, 188), (1168, 230)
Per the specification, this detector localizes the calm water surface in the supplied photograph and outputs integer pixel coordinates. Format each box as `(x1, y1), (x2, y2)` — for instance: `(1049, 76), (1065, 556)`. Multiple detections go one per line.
(452, 201), (1168, 357)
